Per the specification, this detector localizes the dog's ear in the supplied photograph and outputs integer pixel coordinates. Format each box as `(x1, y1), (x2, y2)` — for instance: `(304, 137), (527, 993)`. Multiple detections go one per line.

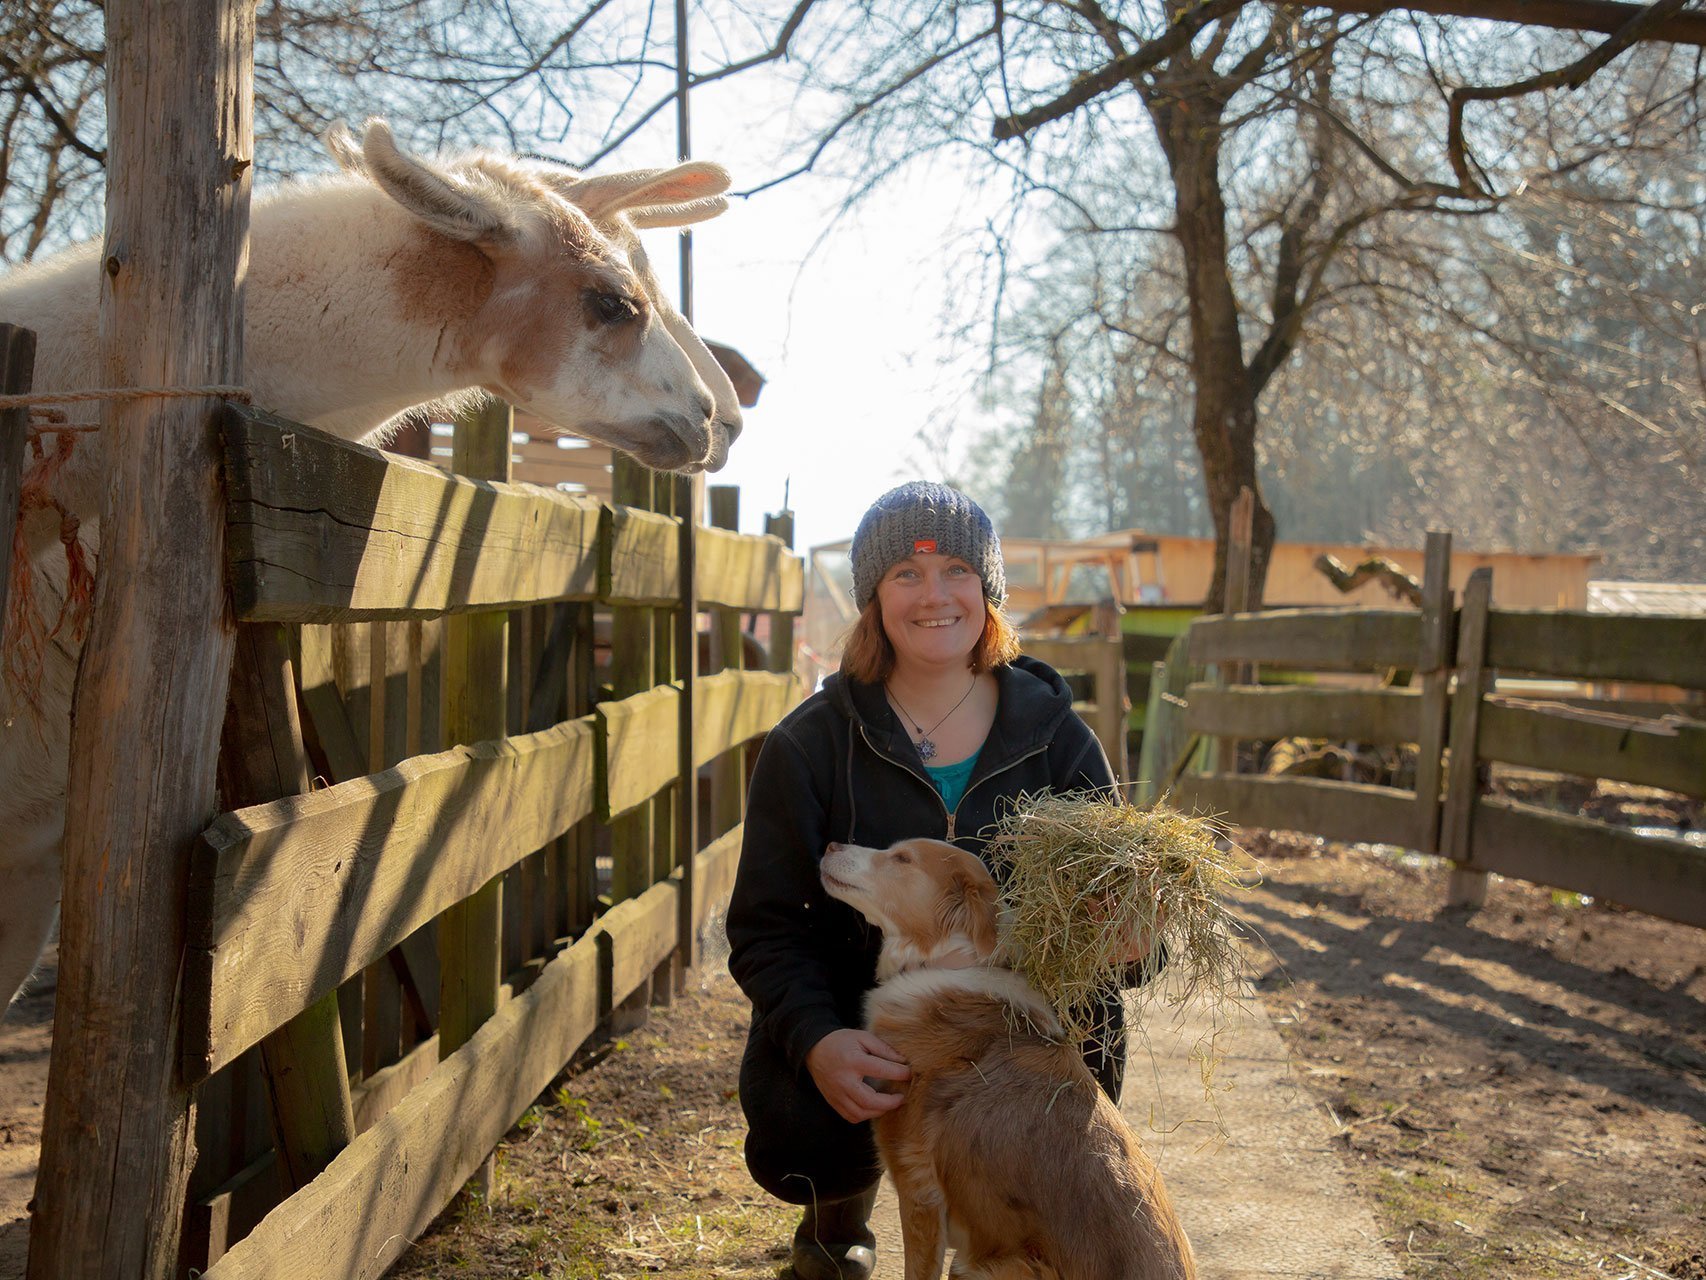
(938, 866), (1000, 960)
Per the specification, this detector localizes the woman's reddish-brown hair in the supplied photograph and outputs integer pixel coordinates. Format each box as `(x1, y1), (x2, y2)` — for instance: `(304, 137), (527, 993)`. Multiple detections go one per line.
(839, 597), (1022, 684)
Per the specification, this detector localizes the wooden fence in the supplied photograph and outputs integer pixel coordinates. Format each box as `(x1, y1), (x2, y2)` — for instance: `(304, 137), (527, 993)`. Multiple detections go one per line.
(1152, 535), (1705, 928)
(109, 404), (807, 1276)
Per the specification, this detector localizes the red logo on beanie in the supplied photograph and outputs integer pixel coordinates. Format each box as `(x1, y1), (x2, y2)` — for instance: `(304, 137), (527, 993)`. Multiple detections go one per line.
(914, 539), (937, 554)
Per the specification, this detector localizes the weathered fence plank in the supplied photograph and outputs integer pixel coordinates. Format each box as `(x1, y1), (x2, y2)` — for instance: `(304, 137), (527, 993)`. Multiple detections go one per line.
(1478, 699), (1706, 799)
(1188, 608), (1422, 670)
(695, 523), (804, 611)
(1470, 798), (1706, 929)
(601, 503), (681, 605)
(218, 624), (355, 1192)
(766, 511), (798, 672)
(439, 400), (511, 1122)
(595, 878), (680, 1010)
(598, 685), (680, 820)
(198, 936), (603, 1280)
(1412, 532), (1454, 853)
(187, 718), (597, 1077)
(1443, 570), (1494, 907)
(707, 488), (746, 842)
(222, 407), (603, 622)
(694, 826), (745, 938)
(1171, 773), (1421, 849)
(1486, 610), (1706, 690)
(1183, 685), (1422, 744)
(694, 670), (802, 769)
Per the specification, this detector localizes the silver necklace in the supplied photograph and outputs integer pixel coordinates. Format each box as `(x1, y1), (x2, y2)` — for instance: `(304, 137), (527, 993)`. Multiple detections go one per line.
(887, 675), (977, 762)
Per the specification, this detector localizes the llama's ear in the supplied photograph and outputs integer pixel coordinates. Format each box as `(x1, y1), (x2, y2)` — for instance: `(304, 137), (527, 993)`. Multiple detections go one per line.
(566, 162), (732, 224)
(627, 195), (730, 229)
(324, 122), (365, 174)
(356, 119), (512, 245)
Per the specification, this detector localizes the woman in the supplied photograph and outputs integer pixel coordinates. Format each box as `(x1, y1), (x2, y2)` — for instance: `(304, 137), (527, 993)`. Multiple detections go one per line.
(726, 482), (1161, 1280)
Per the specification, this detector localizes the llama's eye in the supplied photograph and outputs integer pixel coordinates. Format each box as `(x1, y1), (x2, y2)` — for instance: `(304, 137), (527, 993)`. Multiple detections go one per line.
(586, 291), (639, 324)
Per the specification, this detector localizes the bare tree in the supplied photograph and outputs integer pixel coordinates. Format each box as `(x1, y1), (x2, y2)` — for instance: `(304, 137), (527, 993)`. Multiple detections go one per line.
(650, 0), (1694, 604)
(4, 0), (1698, 600)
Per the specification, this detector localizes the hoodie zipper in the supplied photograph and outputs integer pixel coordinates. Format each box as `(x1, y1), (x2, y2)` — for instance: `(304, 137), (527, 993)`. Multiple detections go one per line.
(857, 725), (1049, 842)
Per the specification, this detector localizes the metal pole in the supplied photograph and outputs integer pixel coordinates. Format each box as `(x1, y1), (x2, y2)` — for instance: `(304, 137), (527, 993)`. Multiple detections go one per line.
(673, 0), (700, 983)
(675, 0), (693, 320)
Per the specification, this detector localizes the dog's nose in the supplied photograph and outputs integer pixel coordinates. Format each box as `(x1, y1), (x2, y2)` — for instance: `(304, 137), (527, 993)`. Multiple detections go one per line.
(825, 842), (843, 854)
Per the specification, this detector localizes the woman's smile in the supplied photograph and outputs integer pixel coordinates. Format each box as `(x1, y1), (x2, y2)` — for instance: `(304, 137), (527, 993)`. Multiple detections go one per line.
(876, 554), (987, 673)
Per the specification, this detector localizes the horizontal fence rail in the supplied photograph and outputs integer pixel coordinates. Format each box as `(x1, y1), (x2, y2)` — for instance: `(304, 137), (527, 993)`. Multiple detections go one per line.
(1485, 611), (1706, 689)
(223, 405), (605, 621)
(187, 718), (598, 1078)
(1188, 607), (1423, 670)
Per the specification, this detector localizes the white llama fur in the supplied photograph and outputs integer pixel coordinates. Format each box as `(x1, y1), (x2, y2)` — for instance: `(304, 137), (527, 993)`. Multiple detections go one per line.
(0, 119), (744, 1009)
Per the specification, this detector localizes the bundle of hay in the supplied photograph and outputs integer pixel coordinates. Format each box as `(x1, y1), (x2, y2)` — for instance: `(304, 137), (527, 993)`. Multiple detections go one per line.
(985, 792), (1252, 1041)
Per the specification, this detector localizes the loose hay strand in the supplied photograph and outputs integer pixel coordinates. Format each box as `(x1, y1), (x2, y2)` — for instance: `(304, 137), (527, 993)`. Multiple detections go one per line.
(986, 792), (1253, 1043)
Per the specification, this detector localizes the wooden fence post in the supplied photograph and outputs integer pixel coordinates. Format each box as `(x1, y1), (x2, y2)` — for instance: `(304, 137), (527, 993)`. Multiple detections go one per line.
(438, 398), (510, 1198)
(674, 473), (700, 984)
(708, 487), (744, 839)
(28, 2), (254, 1274)
(1412, 532), (1454, 853)
(609, 455), (657, 1022)
(1091, 599), (1130, 784)
(1207, 487), (1255, 775)
(765, 510), (796, 678)
(0, 326), (34, 632)
(1443, 567), (1493, 908)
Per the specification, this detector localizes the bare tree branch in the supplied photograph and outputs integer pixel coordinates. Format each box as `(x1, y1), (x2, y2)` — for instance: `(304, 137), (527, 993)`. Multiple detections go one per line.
(991, 0), (1250, 140)
(1447, 0), (1697, 193)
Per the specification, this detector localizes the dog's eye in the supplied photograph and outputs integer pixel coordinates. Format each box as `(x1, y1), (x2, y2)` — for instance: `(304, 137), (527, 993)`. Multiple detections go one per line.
(892, 850), (913, 865)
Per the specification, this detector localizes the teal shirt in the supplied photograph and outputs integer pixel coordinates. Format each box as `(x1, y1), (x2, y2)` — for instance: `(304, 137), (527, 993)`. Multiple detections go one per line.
(924, 752), (980, 812)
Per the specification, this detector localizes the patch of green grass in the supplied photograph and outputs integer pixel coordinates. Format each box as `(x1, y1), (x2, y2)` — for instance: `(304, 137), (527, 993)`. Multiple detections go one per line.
(1373, 1168), (1580, 1280)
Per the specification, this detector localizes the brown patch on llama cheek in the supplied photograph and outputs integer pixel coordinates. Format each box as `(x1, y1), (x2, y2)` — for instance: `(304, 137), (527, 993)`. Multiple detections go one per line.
(470, 279), (573, 403)
(386, 227), (495, 348)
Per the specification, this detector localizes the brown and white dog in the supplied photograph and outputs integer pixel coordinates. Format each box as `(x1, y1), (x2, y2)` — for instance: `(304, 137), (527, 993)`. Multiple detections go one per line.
(820, 837), (1197, 1280)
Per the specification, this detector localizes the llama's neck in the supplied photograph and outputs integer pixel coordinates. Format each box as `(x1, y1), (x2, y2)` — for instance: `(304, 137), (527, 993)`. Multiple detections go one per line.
(243, 179), (492, 442)
(0, 178), (488, 444)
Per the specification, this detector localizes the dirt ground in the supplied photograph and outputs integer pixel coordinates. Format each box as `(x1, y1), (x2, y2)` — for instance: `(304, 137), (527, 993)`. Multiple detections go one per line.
(3, 838), (1704, 1279)
(387, 835), (1705, 1280)
(1235, 831), (1706, 1280)
(0, 959), (52, 1277)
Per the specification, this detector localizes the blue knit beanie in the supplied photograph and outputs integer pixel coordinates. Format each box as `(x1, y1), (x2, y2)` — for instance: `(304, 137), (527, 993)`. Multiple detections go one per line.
(849, 482), (1006, 610)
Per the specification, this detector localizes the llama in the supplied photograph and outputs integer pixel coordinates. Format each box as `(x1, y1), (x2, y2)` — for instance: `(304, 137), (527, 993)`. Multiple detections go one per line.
(0, 119), (744, 1009)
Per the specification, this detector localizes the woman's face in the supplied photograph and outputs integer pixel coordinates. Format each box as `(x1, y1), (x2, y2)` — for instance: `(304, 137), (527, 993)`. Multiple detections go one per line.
(875, 554), (987, 674)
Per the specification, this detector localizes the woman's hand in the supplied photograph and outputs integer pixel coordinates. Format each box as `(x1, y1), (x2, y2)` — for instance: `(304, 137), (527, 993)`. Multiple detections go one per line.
(1093, 894), (1167, 965)
(805, 1028), (911, 1124)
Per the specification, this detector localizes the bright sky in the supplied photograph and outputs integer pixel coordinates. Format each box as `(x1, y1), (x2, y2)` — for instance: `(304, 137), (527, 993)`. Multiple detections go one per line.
(624, 76), (1019, 556)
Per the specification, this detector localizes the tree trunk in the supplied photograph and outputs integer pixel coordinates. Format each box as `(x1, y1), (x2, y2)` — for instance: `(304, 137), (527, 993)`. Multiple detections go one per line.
(1145, 72), (1277, 611)
(27, 1), (253, 1275)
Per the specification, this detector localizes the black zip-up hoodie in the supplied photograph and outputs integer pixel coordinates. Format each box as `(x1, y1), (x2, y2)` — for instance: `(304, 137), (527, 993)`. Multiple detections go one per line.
(726, 655), (1121, 1074)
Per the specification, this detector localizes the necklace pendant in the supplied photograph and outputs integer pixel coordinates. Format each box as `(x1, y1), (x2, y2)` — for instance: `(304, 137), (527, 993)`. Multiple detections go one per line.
(916, 736), (938, 762)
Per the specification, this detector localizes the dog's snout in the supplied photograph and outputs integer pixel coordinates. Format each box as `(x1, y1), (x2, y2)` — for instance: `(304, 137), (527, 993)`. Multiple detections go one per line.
(825, 842), (844, 854)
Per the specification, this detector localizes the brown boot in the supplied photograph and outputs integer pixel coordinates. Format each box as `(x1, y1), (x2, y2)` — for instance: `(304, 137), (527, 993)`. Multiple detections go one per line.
(789, 1184), (878, 1280)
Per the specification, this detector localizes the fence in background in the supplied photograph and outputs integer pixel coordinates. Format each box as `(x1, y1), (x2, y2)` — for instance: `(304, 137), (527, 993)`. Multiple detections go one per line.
(1146, 534), (1705, 927)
